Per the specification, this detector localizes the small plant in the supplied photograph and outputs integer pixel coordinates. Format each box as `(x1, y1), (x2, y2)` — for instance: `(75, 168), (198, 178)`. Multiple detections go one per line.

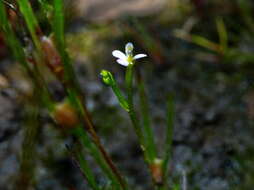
(101, 42), (175, 189)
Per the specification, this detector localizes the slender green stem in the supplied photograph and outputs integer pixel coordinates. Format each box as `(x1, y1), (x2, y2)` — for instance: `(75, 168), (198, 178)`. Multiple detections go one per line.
(111, 84), (129, 111)
(125, 64), (149, 162)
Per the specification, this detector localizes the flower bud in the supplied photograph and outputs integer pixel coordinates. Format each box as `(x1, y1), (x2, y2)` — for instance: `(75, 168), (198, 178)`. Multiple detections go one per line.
(150, 158), (163, 185)
(52, 101), (79, 129)
(100, 70), (116, 86)
(125, 42), (134, 56)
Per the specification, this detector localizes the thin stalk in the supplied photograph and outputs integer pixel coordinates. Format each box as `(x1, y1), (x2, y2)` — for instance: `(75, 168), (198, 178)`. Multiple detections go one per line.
(136, 69), (157, 162)
(111, 84), (129, 112)
(162, 95), (175, 188)
(125, 64), (149, 162)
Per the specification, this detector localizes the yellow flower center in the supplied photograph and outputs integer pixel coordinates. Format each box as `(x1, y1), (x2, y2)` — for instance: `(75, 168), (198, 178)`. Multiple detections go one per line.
(127, 56), (133, 63)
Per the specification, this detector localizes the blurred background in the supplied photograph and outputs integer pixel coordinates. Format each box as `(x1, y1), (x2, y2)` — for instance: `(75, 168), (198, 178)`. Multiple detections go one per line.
(0, 0), (254, 189)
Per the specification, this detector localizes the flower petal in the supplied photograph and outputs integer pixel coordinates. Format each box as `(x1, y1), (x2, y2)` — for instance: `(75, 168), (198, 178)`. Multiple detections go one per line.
(116, 59), (129, 66)
(133, 54), (147, 60)
(112, 50), (126, 60)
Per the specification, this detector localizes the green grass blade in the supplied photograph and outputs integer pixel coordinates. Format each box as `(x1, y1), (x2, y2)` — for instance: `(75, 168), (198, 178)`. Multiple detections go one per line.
(52, 0), (79, 85)
(17, 0), (42, 52)
(190, 34), (220, 53)
(53, 0), (65, 49)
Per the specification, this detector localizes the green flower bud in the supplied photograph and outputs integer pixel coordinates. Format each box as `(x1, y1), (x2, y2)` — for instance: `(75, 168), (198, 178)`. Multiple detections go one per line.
(100, 70), (116, 86)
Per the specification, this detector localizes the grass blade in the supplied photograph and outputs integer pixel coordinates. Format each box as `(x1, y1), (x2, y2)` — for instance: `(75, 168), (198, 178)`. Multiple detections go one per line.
(17, 0), (42, 52)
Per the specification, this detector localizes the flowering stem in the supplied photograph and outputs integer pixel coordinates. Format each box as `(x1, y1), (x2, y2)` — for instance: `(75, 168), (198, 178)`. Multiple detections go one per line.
(125, 64), (149, 162)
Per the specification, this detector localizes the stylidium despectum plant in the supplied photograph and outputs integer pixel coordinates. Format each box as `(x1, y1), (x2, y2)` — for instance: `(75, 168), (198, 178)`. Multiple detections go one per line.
(101, 42), (174, 188)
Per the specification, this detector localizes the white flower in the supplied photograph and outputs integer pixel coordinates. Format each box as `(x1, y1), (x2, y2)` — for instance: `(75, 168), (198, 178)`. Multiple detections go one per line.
(112, 42), (147, 67)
